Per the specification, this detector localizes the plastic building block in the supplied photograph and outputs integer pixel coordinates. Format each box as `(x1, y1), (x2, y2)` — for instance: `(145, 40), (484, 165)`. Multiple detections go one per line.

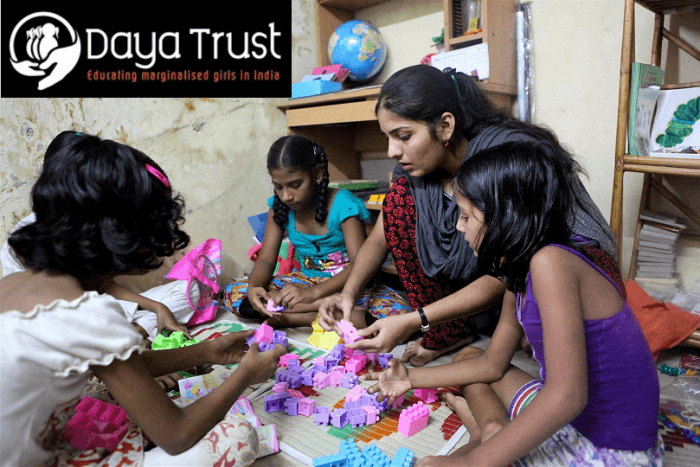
(313, 452), (349, 467)
(63, 397), (129, 452)
(151, 331), (200, 350)
(414, 388), (439, 404)
(362, 444), (392, 467)
(254, 323), (274, 345)
(272, 382), (289, 393)
(371, 393), (389, 413)
(342, 373), (358, 389)
(329, 370), (344, 388)
(279, 353), (300, 368)
(288, 388), (304, 398)
(391, 394), (405, 410)
(348, 407), (366, 428)
(345, 355), (368, 373)
(338, 319), (363, 344)
(344, 347), (354, 359)
(313, 356), (326, 367)
(339, 439), (363, 466)
(314, 406), (330, 426)
(318, 331), (342, 350)
(264, 392), (291, 413)
(391, 447), (415, 467)
(363, 405), (380, 425)
(324, 356), (340, 371)
(378, 353), (393, 368)
(307, 332), (322, 347)
(313, 371), (329, 389)
(301, 369), (315, 386)
(397, 402), (430, 438)
(331, 408), (349, 429)
(298, 397), (316, 417)
(284, 397), (299, 416)
(345, 384), (368, 402)
(272, 330), (288, 346)
(267, 299), (285, 313)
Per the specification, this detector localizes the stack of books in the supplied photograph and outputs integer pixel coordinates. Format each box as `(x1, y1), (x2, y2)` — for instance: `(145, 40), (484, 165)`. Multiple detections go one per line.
(635, 210), (686, 290)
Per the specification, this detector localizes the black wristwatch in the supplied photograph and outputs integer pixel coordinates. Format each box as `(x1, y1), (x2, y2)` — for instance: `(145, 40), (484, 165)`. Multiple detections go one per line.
(417, 307), (430, 333)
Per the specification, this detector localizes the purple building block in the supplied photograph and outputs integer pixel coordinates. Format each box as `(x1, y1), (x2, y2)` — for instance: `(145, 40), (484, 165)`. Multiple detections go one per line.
(264, 392), (291, 413)
(331, 408), (348, 429)
(301, 369), (315, 386)
(342, 373), (358, 389)
(267, 299), (285, 313)
(378, 353), (394, 368)
(314, 406), (330, 426)
(284, 397), (299, 416)
(324, 356), (339, 372)
(348, 408), (366, 428)
(272, 330), (288, 347)
(371, 393), (389, 412)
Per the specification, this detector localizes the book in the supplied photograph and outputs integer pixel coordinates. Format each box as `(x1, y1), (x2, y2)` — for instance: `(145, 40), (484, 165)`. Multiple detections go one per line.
(640, 210), (688, 230)
(649, 86), (700, 158)
(628, 63), (664, 156)
(640, 224), (680, 241)
(638, 239), (675, 251)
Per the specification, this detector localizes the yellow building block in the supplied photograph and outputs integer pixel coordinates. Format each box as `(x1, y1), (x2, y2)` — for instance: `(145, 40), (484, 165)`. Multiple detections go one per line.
(318, 331), (341, 350)
(307, 332), (322, 347)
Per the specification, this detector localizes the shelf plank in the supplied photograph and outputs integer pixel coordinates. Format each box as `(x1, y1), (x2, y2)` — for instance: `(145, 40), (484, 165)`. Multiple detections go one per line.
(636, 0), (700, 14)
(318, 0), (391, 11)
(623, 155), (700, 175)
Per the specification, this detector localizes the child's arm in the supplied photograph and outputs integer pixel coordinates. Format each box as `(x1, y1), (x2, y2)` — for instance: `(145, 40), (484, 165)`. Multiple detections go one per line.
(92, 331), (287, 455)
(455, 247), (589, 467)
(275, 215), (367, 311)
(247, 210), (285, 316)
(364, 291), (523, 400)
(100, 279), (192, 339)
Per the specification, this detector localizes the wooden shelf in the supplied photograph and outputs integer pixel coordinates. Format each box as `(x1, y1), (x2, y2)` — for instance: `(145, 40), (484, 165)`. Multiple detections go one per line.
(610, 0), (699, 349)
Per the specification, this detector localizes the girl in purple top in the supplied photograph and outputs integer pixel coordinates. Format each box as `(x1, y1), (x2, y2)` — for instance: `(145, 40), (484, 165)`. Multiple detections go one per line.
(364, 140), (663, 466)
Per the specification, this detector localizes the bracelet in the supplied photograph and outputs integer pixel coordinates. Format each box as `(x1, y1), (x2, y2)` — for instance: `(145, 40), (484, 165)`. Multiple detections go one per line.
(417, 307), (430, 333)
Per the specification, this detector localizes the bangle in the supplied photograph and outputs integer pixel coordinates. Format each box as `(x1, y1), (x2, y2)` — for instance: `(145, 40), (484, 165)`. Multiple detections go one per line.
(417, 307), (430, 333)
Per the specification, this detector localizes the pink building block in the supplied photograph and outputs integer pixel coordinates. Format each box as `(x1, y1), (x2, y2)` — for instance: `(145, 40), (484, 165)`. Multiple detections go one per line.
(267, 299), (285, 313)
(362, 405), (380, 425)
(313, 371), (329, 389)
(63, 397), (129, 452)
(414, 388), (439, 404)
(298, 398), (316, 417)
(272, 382), (289, 393)
(313, 356), (326, 367)
(254, 323), (274, 345)
(288, 388), (304, 398)
(344, 347), (354, 359)
(338, 319), (363, 344)
(345, 355), (367, 373)
(392, 394), (405, 409)
(397, 401), (430, 437)
(345, 384), (368, 402)
(278, 353), (300, 368)
(329, 370), (344, 388)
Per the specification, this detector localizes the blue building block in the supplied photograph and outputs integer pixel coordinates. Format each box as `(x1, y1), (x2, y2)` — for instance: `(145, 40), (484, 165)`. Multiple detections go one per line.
(362, 444), (392, 467)
(391, 447), (415, 467)
(339, 439), (363, 467)
(313, 451), (348, 467)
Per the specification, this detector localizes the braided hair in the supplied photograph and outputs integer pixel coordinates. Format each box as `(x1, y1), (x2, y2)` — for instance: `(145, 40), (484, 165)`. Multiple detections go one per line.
(266, 135), (330, 228)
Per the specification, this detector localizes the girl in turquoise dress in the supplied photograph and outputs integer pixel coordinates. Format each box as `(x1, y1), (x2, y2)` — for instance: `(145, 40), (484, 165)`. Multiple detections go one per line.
(223, 135), (410, 328)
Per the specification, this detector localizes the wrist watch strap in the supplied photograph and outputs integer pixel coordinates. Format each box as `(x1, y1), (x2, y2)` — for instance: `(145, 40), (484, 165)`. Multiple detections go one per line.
(417, 307), (430, 333)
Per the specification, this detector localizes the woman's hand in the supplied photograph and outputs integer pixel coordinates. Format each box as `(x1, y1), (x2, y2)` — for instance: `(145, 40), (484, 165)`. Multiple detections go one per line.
(348, 313), (416, 353)
(237, 342), (287, 386)
(317, 291), (355, 332)
(154, 303), (192, 339)
(363, 359), (413, 405)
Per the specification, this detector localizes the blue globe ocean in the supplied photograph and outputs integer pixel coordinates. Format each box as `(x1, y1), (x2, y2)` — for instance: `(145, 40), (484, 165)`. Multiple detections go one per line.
(328, 20), (387, 82)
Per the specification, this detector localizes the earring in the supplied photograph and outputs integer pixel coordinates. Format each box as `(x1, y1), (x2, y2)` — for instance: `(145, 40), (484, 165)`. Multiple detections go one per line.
(443, 140), (450, 148)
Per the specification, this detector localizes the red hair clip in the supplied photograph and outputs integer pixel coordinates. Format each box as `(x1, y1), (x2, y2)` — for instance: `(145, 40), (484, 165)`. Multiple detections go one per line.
(145, 164), (170, 187)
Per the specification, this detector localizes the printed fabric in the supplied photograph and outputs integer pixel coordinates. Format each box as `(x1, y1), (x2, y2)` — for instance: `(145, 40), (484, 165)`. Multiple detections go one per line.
(382, 176), (476, 350)
(509, 380), (665, 467)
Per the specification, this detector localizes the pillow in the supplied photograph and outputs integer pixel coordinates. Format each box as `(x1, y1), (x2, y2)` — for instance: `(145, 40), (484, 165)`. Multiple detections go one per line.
(625, 279), (700, 359)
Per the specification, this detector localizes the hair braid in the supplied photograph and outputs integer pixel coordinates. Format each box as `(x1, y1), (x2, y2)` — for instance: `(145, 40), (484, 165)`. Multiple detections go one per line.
(313, 143), (330, 224)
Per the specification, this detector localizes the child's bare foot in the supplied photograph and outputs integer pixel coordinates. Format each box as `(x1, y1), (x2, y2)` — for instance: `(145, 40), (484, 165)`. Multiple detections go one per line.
(402, 336), (475, 367)
(442, 392), (480, 435)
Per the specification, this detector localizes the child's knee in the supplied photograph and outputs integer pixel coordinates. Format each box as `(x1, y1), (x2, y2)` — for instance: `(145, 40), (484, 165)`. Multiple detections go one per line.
(481, 420), (506, 443)
(452, 345), (484, 363)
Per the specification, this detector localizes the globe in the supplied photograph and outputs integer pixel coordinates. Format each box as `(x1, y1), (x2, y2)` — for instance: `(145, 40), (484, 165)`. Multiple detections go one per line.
(328, 20), (387, 82)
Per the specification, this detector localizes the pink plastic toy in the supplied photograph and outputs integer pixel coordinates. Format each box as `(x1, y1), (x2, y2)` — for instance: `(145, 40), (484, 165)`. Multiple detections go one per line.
(345, 355), (367, 373)
(363, 405), (379, 425)
(278, 353), (300, 368)
(338, 319), (363, 344)
(313, 371), (329, 389)
(414, 388), (439, 404)
(254, 323), (274, 345)
(63, 397), (129, 452)
(397, 401), (430, 437)
(298, 398), (316, 417)
(267, 299), (285, 313)
(392, 394), (405, 409)
(345, 384), (368, 402)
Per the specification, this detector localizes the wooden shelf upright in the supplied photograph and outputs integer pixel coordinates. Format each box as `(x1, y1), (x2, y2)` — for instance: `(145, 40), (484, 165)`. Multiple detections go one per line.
(611, 0), (700, 347)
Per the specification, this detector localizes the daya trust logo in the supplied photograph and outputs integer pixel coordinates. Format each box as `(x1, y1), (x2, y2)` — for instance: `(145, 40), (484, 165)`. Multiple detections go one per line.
(9, 12), (80, 90)
(8, 11), (284, 91)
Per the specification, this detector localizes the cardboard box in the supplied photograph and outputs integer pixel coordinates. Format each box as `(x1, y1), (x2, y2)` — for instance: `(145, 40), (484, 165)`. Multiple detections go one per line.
(291, 80), (342, 99)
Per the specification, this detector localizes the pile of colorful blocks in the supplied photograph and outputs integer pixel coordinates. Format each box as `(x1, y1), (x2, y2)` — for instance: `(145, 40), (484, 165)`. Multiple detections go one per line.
(313, 439), (415, 467)
(62, 397), (130, 452)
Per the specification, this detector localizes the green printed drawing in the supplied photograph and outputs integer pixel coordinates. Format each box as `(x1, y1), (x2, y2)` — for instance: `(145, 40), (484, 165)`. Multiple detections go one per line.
(655, 96), (700, 148)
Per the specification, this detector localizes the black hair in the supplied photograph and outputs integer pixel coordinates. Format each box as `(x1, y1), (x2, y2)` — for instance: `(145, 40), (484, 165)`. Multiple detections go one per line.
(453, 140), (582, 294)
(376, 65), (569, 152)
(266, 135), (330, 228)
(8, 131), (189, 285)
